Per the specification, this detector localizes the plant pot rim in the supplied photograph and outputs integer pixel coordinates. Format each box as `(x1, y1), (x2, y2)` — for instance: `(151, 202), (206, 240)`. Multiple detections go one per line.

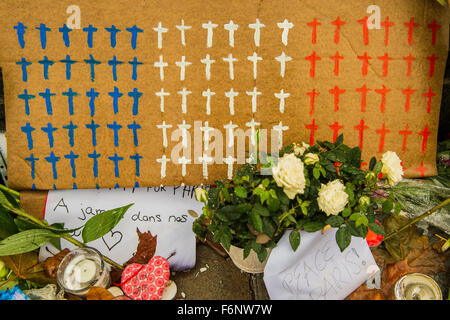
(223, 244), (271, 274)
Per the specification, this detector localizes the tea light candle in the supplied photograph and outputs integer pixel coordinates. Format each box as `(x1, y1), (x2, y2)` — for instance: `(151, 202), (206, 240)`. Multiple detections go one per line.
(395, 273), (442, 300)
(57, 247), (111, 296)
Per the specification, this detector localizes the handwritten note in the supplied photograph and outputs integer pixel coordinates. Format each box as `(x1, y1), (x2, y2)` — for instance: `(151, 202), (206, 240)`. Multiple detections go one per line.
(39, 186), (204, 271)
(263, 229), (379, 300)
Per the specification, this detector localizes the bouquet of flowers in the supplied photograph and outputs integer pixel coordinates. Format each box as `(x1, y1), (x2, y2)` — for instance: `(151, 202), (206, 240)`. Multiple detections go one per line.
(193, 135), (404, 261)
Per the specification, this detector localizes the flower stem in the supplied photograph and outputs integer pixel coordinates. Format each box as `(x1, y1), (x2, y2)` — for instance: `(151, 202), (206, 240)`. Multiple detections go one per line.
(383, 198), (450, 241)
(0, 184), (20, 199)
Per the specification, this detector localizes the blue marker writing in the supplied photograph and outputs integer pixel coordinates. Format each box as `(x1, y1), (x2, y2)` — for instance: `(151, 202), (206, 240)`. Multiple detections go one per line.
(108, 86), (123, 114)
(64, 151), (79, 178)
(108, 153), (124, 177)
(107, 121), (122, 147)
(86, 120), (100, 147)
(16, 58), (31, 82)
(36, 23), (51, 49)
(86, 88), (100, 117)
(60, 55), (77, 80)
(13, 22), (27, 48)
(18, 89), (35, 115)
(128, 88), (143, 115)
(105, 25), (121, 48)
(45, 151), (60, 179)
(62, 88), (79, 115)
(59, 24), (72, 47)
(88, 150), (101, 177)
(128, 57), (143, 81)
(62, 121), (78, 147)
(108, 56), (123, 81)
(83, 24), (98, 48)
(126, 25), (143, 49)
(41, 123), (58, 148)
(21, 123), (35, 150)
(127, 121), (141, 146)
(39, 89), (56, 115)
(84, 54), (101, 82)
(25, 154), (38, 179)
(38, 56), (54, 80)
(130, 153), (143, 177)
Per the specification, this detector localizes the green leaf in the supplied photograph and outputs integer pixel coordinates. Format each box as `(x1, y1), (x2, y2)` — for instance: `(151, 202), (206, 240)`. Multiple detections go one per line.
(289, 230), (301, 251)
(257, 246), (268, 262)
(253, 202), (270, 217)
(336, 226), (352, 252)
(303, 220), (325, 232)
(326, 216), (344, 227)
(262, 217), (275, 237)
(342, 207), (351, 218)
(260, 191), (270, 204)
(313, 167), (320, 179)
(243, 241), (253, 259)
(373, 161), (383, 174)
(278, 190), (290, 205)
(268, 189), (278, 199)
(369, 157), (377, 171)
(251, 209), (263, 233)
(234, 186), (247, 198)
(0, 229), (60, 256)
(350, 212), (361, 221)
(267, 197), (280, 213)
(0, 206), (18, 239)
(82, 203), (133, 243)
(382, 199), (394, 214)
(334, 134), (344, 146)
(262, 178), (270, 188)
(368, 222), (385, 236)
(355, 215), (368, 227)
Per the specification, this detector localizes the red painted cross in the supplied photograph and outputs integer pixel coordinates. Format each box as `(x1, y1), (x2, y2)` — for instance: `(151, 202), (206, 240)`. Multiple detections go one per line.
(414, 161), (428, 177)
(381, 16), (395, 46)
(305, 51), (322, 78)
(329, 85), (346, 112)
(330, 51), (344, 76)
(404, 17), (419, 46)
(357, 16), (369, 45)
(306, 89), (320, 116)
(403, 54), (415, 77)
(426, 54), (439, 78)
(307, 18), (322, 44)
(331, 17), (346, 44)
(305, 119), (318, 145)
(427, 19), (442, 46)
(423, 86), (436, 113)
(378, 53), (393, 77)
(399, 123), (413, 153)
(374, 85), (391, 113)
(354, 119), (369, 151)
(357, 52), (372, 77)
(402, 87), (416, 112)
(329, 121), (344, 143)
(356, 85), (371, 112)
(375, 122), (391, 153)
(418, 125), (431, 154)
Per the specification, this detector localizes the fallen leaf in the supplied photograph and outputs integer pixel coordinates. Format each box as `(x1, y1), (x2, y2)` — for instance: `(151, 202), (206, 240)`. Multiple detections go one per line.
(42, 248), (70, 278)
(125, 228), (157, 265)
(86, 286), (115, 300)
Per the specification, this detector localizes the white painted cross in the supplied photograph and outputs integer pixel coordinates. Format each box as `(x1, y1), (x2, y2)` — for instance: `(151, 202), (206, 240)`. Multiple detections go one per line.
(175, 56), (192, 81)
(156, 121), (172, 147)
(245, 118), (261, 146)
(224, 20), (239, 47)
(202, 21), (218, 48)
(202, 88), (215, 115)
(198, 153), (213, 179)
(177, 120), (191, 149)
(273, 121), (289, 149)
(177, 88), (192, 114)
(249, 19), (265, 47)
(153, 21), (168, 49)
(154, 55), (168, 81)
(177, 156), (191, 177)
(223, 121), (238, 148)
(246, 87), (262, 113)
(224, 155), (237, 179)
(200, 121), (214, 151)
(274, 89), (290, 113)
(247, 52), (263, 80)
(277, 19), (294, 46)
(200, 54), (215, 80)
(156, 155), (171, 178)
(176, 19), (192, 46)
(275, 52), (292, 77)
(225, 89), (239, 115)
(155, 88), (170, 112)
(222, 53), (238, 80)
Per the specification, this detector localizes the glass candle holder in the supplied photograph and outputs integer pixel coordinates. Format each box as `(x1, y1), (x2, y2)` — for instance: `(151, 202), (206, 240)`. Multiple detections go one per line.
(394, 273), (442, 300)
(56, 247), (111, 297)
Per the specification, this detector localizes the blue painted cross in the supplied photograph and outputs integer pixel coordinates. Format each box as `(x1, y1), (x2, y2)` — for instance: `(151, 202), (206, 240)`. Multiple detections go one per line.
(45, 151), (60, 180)
(16, 58), (31, 82)
(130, 153), (143, 177)
(41, 123), (58, 148)
(62, 88), (79, 115)
(86, 120), (100, 147)
(25, 154), (38, 179)
(108, 153), (124, 177)
(127, 121), (141, 146)
(64, 151), (79, 178)
(126, 25), (143, 49)
(108, 86), (123, 114)
(128, 88), (143, 115)
(59, 24), (72, 47)
(38, 56), (54, 80)
(88, 150), (101, 177)
(36, 23), (51, 49)
(83, 24), (98, 48)
(108, 56), (123, 81)
(39, 89), (56, 115)
(128, 57), (143, 81)
(62, 121), (78, 147)
(13, 22), (27, 48)
(18, 89), (35, 115)
(86, 88), (100, 116)
(105, 25), (121, 48)
(107, 121), (122, 147)
(21, 123), (35, 150)
(60, 55), (77, 80)
(84, 54), (101, 82)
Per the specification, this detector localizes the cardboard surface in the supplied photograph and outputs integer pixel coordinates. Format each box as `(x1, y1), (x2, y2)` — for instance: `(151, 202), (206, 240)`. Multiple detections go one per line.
(0, 0), (448, 190)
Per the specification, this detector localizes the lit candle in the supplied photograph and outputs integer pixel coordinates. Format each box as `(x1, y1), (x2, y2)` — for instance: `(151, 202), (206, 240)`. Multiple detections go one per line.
(395, 273), (442, 300)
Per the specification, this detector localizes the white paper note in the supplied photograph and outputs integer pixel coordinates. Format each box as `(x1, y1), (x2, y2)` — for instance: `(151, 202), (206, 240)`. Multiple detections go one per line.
(40, 186), (204, 271)
(263, 228), (379, 300)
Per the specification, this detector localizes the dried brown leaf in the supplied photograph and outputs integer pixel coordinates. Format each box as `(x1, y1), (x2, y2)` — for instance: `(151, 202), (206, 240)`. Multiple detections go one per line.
(42, 248), (70, 278)
(125, 228), (157, 265)
(86, 286), (115, 300)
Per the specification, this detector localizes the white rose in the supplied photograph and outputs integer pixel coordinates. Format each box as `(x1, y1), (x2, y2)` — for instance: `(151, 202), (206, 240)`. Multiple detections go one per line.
(272, 153), (306, 199)
(304, 153), (319, 165)
(293, 142), (309, 156)
(317, 180), (349, 216)
(195, 188), (208, 203)
(381, 151), (404, 186)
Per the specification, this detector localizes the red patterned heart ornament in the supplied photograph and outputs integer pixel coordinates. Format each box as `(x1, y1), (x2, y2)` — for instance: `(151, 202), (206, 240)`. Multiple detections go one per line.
(120, 256), (170, 300)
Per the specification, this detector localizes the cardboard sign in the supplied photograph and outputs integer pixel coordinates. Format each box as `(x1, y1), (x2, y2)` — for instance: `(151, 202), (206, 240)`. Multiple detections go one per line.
(263, 229), (379, 300)
(39, 186), (203, 271)
(0, 0), (448, 190)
